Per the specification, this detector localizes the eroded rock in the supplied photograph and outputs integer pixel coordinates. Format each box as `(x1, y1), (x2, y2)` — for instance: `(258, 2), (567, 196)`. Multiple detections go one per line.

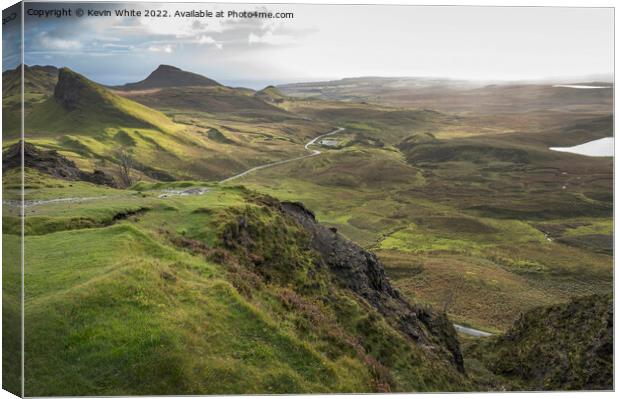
(3, 141), (117, 187)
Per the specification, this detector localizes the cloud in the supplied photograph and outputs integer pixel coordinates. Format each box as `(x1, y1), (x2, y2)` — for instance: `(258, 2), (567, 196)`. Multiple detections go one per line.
(102, 43), (135, 51)
(196, 35), (216, 44)
(37, 34), (83, 51)
(24, 2), (312, 59)
(19, 2), (317, 81)
(248, 31), (296, 46)
(147, 44), (174, 53)
(195, 35), (223, 49)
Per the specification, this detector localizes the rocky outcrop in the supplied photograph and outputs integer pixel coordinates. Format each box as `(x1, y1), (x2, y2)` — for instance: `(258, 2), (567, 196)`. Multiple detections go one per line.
(54, 68), (91, 111)
(3, 141), (117, 187)
(207, 128), (235, 144)
(280, 201), (464, 372)
(471, 294), (612, 390)
(221, 197), (464, 372)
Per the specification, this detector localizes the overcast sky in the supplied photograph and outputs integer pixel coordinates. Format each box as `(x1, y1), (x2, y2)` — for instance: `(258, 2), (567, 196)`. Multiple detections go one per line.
(3, 2), (614, 88)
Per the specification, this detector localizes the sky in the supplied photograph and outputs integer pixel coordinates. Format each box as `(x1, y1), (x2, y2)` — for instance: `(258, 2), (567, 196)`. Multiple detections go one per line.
(2, 2), (615, 88)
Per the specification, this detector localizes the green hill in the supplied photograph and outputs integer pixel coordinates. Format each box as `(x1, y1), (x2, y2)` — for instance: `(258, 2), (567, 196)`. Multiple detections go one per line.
(111, 65), (291, 118)
(27, 67), (178, 135)
(255, 85), (287, 103)
(118, 85), (287, 116)
(115, 64), (221, 90)
(12, 179), (469, 395)
(2, 65), (60, 138)
(15, 68), (220, 182)
(2, 64), (58, 98)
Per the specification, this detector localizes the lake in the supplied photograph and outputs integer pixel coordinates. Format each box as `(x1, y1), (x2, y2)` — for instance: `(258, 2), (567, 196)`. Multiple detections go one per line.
(550, 137), (614, 157)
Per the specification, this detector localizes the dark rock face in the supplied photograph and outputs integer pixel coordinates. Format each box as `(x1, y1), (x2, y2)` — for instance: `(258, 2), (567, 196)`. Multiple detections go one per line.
(54, 68), (90, 111)
(88, 170), (117, 186)
(283, 201), (396, 298)
(279, 201), (465, 372)
(207, 128), (235, 144)
(218, 198), (465, 373)
(3, 141), (117, 187)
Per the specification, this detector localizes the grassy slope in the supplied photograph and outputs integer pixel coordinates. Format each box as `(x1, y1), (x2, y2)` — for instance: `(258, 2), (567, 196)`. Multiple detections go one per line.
(2, 212), (21, 395)
(2, 65), (59, 139)
(25, 224), (363, 395)
(116, 85), (286, 116)
(2, 65), (58, 98)
(255, 86), (287, 103)
(12, 173), (467, 395)
(28, 88), (178, 136)
(11, 68), (210, 181)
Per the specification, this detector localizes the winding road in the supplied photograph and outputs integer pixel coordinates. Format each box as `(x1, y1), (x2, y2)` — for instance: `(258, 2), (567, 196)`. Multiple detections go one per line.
(4, 128), (345, 208)
(5, 195), (118, 209)
(219, 127), (345, 184)
(219, 128), (495, 338)
(5, 126), (496, 339)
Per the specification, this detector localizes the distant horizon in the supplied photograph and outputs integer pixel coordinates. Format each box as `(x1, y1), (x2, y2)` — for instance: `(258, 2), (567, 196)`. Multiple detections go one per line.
(4, 62), (614, 90)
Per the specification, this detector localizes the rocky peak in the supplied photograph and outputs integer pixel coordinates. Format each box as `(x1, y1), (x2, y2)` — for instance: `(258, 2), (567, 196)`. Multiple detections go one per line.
(152, 64), (182, 73)
(53, 67), (97, 111)
(118, 65), (221, 90)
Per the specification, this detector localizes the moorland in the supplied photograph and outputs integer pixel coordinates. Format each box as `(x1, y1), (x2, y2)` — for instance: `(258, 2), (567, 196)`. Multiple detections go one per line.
(2, 64), (613, 394)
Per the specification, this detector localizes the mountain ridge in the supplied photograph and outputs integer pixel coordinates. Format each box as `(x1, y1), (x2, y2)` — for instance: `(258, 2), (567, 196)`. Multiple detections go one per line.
(27, 67), (179, 134)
